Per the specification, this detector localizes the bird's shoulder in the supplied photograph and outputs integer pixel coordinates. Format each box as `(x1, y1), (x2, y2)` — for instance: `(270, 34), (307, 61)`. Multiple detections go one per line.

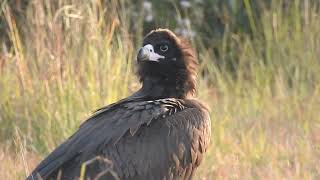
(87, 97), (210, 142)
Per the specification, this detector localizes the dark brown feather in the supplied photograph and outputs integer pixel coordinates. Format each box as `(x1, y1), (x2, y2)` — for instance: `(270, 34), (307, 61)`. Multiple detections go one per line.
(27, 29), (211, 180)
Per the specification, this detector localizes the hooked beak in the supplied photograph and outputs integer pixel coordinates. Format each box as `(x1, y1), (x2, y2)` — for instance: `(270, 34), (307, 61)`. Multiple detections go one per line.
(137, 44), (164, 62)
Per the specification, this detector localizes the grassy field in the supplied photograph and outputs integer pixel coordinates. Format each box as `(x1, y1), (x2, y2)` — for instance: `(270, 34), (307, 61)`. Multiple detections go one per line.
(1, 0), (320, 179)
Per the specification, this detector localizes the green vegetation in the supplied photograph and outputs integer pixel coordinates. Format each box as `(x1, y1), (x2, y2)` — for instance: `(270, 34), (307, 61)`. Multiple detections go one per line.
(0, 0), (320, 179)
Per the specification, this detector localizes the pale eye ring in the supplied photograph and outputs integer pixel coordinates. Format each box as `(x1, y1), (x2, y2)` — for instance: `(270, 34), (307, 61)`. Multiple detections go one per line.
(160, 44), (169, 52)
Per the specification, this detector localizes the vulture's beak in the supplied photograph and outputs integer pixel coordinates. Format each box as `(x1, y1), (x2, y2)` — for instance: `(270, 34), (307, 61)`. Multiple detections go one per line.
(137, 44), (164, 62)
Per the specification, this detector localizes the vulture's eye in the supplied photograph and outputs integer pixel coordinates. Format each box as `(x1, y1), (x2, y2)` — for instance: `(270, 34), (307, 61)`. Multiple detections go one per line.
(160, 44), (169, 52)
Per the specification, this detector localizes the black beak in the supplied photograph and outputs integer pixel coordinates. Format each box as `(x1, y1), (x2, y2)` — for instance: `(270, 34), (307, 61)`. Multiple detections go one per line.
(137, 47), (149, 61)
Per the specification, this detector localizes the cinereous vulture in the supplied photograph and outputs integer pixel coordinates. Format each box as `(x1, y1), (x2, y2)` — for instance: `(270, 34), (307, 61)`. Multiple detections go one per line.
(27, 29), (211, 180)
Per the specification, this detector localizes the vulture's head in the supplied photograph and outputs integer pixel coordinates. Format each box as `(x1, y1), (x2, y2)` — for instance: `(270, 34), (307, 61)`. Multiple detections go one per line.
(136, 29), (197, 99)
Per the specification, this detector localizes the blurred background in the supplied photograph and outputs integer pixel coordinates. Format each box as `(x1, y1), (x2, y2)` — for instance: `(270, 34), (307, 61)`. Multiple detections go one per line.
(1, 0), (320, 179)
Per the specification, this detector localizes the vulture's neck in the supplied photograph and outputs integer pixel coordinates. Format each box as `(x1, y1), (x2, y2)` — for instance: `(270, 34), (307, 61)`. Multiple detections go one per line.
(130, 76), (189, 100)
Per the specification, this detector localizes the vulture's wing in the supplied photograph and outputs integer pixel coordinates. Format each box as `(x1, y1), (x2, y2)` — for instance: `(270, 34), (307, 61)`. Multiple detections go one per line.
(101, 101), (211, 180)
(27, 98), (210, 179)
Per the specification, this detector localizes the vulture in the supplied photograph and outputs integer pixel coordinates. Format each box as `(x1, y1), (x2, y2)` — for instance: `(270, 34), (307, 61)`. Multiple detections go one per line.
(27, 29), (211, 180)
